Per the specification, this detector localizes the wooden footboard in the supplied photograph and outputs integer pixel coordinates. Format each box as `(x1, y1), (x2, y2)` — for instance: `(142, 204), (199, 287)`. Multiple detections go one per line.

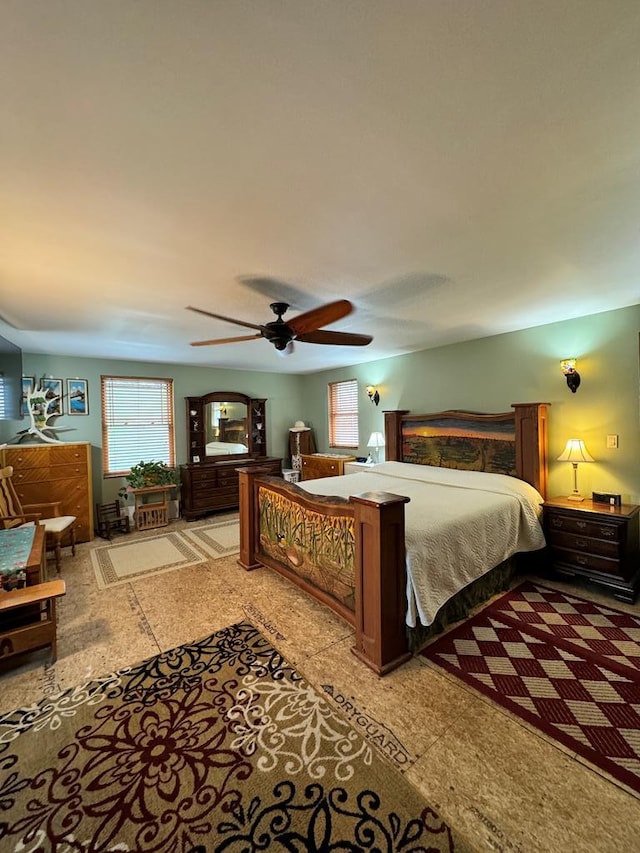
(238, 467), (412, 675)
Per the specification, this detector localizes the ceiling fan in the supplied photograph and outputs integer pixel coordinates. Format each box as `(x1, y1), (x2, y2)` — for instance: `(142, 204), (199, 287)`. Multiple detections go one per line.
(186, 299), (373, 352)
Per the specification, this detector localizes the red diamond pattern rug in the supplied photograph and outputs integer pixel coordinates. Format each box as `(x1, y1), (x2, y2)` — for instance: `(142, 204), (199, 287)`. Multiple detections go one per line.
(420, 581), (640, 796)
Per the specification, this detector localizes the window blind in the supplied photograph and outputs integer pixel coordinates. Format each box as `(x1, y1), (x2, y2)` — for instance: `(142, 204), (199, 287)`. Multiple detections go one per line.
(101, 376), (175, 476)
(328, 378), (359, 448)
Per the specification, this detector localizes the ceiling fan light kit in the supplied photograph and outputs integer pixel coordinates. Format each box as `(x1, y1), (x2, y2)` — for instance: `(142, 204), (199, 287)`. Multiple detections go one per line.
(187, 300), (372, 353)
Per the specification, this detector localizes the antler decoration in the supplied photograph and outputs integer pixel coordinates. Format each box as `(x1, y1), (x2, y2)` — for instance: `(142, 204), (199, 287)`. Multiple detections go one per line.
(25, 385), (64, 444)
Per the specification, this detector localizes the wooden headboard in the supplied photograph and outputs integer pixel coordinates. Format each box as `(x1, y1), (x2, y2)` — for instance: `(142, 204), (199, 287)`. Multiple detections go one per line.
(384, 402), (549, 498)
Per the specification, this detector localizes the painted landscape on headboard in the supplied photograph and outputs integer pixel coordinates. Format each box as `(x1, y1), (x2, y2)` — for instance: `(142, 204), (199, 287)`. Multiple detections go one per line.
(402, 415), (516, 475)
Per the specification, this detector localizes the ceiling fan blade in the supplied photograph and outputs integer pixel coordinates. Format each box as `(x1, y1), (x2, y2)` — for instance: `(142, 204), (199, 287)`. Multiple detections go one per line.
(287, 300), (353, 336)
(296, 329), (373, 347)
(238, 276), (314, 310)
(190, 333), (262, 347)
(186, 305), (264, 332)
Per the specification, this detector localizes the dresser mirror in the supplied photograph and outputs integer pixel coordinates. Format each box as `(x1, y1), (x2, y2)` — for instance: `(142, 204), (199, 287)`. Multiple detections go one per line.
(186, 391), (267, 463)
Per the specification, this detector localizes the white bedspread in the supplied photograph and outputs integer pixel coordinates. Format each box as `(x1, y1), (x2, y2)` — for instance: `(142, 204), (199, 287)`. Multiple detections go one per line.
(297, 461), (546, 628)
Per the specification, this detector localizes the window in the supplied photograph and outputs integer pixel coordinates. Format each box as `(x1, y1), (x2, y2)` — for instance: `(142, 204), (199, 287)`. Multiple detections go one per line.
(101, 376), (175, 476)
(328, 378), (359, 448)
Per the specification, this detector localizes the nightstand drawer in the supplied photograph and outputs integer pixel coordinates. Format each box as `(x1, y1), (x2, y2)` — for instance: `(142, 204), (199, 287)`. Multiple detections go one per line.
(547, 530), (620, 559)
(546, 513), (619, 541)
(553, 548), (625, 577)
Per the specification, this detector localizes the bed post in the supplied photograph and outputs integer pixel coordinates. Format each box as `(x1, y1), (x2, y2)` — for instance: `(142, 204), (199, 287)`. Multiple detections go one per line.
(237, 467), (264, 570)
(350, 491), (412, 675)
(383, 410), (410, 461)
(511, 402), (550, 498)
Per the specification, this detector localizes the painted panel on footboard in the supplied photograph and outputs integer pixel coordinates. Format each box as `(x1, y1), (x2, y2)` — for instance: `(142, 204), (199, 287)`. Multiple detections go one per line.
(257, 484), (356, 611)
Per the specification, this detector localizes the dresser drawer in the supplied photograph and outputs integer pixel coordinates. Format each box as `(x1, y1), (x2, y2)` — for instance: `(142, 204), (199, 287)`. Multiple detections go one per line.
(48, 461), (88, 480)
(191, 469), (218, 484)
(50, 446), (88, 465)
(6, 447), (50, 469)
(192, 493), (238, 510)
(217, 471), (239, 487)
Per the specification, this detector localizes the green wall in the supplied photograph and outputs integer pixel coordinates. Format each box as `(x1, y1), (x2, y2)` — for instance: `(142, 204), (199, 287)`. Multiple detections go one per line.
(300, 304), (640, 504)
(1, 357), (305, 505)
(3, 303), (639, 506)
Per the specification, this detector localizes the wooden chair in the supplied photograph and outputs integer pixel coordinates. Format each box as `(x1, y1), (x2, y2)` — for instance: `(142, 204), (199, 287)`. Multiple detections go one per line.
(0, 465), (76, 574)
(95, 500), (131, 540)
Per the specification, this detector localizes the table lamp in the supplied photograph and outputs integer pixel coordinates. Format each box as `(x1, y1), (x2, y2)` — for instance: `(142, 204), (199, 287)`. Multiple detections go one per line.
(367, 431), (385, 464)
(557, 438), (594, 501)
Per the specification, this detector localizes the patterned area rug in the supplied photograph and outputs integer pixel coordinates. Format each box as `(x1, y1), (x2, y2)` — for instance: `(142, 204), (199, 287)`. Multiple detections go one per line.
(0, 622), (464, 851)
(91, 520), (239, 588)
(421, 581), (640, 796)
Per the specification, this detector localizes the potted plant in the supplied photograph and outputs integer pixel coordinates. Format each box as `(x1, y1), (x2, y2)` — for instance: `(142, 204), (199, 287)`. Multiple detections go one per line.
(118, 461), (181, 519)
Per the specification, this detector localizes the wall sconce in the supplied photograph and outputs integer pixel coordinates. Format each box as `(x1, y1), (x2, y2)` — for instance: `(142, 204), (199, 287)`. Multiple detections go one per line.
(560, 358), (581, 393)
(366, 385), (380, 406)
(367, 431), (385, 463)
(557, 438), (594, 501)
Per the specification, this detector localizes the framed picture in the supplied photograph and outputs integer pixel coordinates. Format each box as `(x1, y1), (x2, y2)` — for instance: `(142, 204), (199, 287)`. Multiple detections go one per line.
(21, 376), (35, 416)
(66, 378), (89, 416)
(41, 378), (63, 415)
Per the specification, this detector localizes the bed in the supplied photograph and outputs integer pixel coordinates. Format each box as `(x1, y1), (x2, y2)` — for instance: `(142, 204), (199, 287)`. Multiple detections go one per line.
(238, 402), (549, 675)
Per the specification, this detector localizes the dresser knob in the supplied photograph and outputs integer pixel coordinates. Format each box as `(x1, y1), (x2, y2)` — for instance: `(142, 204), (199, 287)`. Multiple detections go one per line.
(576, 521), (587, 529)
(576, 538), (587, 548)
(575, 555), (588, 566)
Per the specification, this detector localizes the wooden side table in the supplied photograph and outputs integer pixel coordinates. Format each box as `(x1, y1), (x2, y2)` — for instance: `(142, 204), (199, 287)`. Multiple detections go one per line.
(0, 525), (66, 663)
(542, 497), (640, 602)
(132, 485), (174, 531)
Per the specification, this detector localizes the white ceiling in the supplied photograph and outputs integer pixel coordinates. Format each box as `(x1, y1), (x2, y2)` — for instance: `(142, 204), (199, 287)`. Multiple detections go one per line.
(1, 1), (639, 375)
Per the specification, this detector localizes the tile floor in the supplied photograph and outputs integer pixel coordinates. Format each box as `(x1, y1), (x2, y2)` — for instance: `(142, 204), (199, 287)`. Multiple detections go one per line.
(1, 517), (639, 853)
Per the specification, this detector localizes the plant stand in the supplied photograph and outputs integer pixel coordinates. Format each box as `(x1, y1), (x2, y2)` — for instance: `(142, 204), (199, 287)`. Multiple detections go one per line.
(132, 485), (174, 531)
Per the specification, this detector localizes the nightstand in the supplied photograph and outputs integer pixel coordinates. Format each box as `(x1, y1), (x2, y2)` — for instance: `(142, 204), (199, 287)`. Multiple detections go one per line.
(542, 497), (640, 602)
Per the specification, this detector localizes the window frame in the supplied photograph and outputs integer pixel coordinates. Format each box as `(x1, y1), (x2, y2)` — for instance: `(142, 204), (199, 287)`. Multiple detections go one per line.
(101, 375), (175, 477)
(328, 378), (359, 449)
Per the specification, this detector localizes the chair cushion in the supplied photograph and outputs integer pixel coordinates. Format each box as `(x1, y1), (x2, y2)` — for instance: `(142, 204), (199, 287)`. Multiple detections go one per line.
(41, 516), (76, 534)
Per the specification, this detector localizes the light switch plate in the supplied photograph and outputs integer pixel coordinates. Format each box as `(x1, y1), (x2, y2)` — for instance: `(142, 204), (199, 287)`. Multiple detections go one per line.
(606, 434), (619, 449)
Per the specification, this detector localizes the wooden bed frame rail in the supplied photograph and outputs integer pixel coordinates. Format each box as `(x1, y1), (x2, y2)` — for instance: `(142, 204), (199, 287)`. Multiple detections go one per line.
(238, 467), (412, 674)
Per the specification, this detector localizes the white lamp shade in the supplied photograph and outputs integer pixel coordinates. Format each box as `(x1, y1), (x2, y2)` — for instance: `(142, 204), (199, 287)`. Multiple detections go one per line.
(557, 438), (594, 463)
(367, 432), (385, 448)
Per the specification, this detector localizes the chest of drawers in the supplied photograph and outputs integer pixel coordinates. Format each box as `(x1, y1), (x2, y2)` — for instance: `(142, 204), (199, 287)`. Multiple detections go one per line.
(300, 454), (356, 480)
(542, 497), (640, 602)
(5, 443), (94, 543)
(181, 457), (282, 520)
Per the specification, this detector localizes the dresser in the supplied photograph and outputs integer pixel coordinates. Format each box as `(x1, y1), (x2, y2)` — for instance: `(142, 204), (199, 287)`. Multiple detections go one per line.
(5, 443), (94, 543)
(300, 454), (356, 481)
(181, 457), (282, 521)
(542, 497), (640, 602)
